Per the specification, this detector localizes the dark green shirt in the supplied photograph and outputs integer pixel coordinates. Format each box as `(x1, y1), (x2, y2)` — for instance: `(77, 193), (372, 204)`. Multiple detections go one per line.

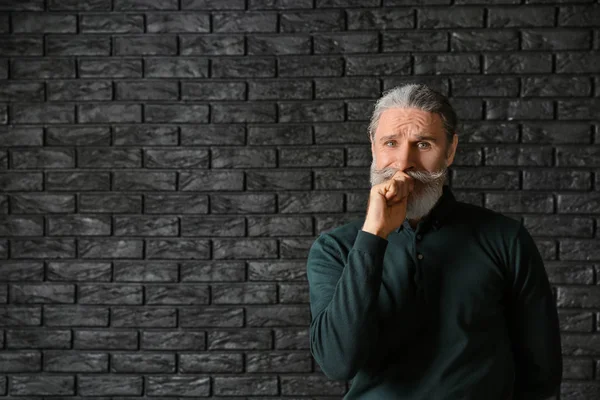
(307, 185), (562, 400)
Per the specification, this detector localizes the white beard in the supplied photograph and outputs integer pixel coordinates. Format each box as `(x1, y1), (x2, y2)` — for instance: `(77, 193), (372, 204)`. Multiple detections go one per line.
(370, 161), (448, 220)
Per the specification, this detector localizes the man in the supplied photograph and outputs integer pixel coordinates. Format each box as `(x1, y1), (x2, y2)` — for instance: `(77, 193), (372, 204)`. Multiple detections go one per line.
(306, 84), (562, 399)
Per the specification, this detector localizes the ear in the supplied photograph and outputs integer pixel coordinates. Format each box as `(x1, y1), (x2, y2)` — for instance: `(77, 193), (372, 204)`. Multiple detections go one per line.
(445, 133), (458, 166)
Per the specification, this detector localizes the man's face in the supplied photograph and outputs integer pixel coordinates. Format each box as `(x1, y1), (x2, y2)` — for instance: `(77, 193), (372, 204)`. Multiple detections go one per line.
(370, 107), (458, 220)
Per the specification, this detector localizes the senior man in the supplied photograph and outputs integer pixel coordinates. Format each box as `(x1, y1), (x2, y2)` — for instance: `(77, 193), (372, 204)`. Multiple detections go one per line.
(306, 84), (562, 399)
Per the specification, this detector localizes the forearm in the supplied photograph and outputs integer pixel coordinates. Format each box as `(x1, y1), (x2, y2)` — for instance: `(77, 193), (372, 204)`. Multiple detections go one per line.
(308, 230), (387, 380)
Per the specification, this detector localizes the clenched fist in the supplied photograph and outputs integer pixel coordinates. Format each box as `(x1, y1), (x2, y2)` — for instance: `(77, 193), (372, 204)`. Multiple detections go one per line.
(362, 170), (415, 239)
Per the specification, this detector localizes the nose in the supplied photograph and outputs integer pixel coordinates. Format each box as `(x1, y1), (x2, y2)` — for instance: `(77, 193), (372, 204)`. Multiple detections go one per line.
(391, 141), (416, 172)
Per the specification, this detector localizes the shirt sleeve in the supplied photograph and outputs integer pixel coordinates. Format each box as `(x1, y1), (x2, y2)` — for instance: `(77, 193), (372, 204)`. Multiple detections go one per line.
(306, 229), (388, 381)
(506, 221), (563, 400)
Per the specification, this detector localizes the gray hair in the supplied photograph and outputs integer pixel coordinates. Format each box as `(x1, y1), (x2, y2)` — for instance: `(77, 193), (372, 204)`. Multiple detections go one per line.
(368, 83), (457, 147)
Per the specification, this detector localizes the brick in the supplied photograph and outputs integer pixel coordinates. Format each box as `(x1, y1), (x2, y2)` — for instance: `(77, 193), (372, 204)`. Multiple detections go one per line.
(179, 353), (243, 373)
(486, 99), (553, 120)
(214, 376), (278, 396)
(0, 172), (42, 191)
(180, 307), (244, 327)
(249, 0), (312, 9)
(523, 170), (591, 191)
(521, 122), (592, 143)
(557, 146), (600, 167)
(0, 82), (44, 101)
(280, 375), (346, 396)
(452, 77), (518, 97)
(317, 0), (379, 5)
(315, 169), (370, 189)
(280, 147), (343, 167)
(484, 145), (552, 166)
(12, 103), (74, 124)
(47, 35), (110, 56)
(10, 283), (74, 304)
(213, 238), (278, 259)
(280, 238), (314, 258)
(145, 57), (208, 78)
(78, 375), (142, 396)
(146, 12), (210, 32)
(556, 52), (600, 73)
(248, 216), (313, 236)
(144, 194), (207, 214)
(559, 5), (600, 26)
(278, 55), (343, 77)
(0, 215), (42, 236)
(80, 194), (142, 213)
(315, 78), (379, 99)
(279, 101), (344, 122)
(181, 261), (246, 282)
(347, 146), (372, 167)
(560, 240), (600, 261)
(213, 103), (276, 123)
(489, 7), (554, 27)
(524, 216), (593, 237)
(180, 170), (244, 191)
(484, 53), (552, 74)
(558, 193), (600, 214)
(80, 58), (142, 78)
(145, 238), (210, 259)
(522, 76), (591, 97)
(111, 306), (176, 327)
(419, 8), (483, 28)
(415, 54), (480, 74)
(1, 0), (44, 10)
(452, 168), (519, 190)
(181, 124), (245, 146)
(114, 261), (178, 282)
(248, 35), (311, 55)
(47, 261), (110, 281)
(563, 358), (593, 379)
(145, 285), (209, 304)
(208, 330), (272, 350)
(211, 57), (274, 78)
(44, 351), (108, 372)
(281, 10), (344, 32)
(80, 14), (144, 33)
(180, 35), (244, 55)
(212, 283), (277, 304)
(141, 330), (205, 350)
(246, 170), (312, 191)
(347, 55), (411, 76)
(111, 353), (175, 373)
(146, 376), (210, 396)
(79, 238), (143, 258)
(181, 81), (245, 100)
(249, 79), (311, 100)
(44, 305), (109, 326)
(452, 31), (518, 51)
(383, 31), (446, 52)
(249, 261), (307, 281)
(0, 36), (43, 55)
(248, 124), (311, 145)
(485, 192), (553, 213)
(0, 352), (41, 372)
(522, 29), (591, 50)
(11, 238), (76, 259)
(12, 58), (76, 78)
(113, 125), (176, 146)
(145, 104), (208, 123)
(212, 148), (276, 168)
(7, 329), (71, 349)
(558, 100), (600, 120)
(246, 305), (310, 327)
(116, 80), (178, 100)
(183, 0), (245, 9)
(182, 216), (245, 237)
(114, 0), (178, 10)
(279, 283), (310, 303)
(78, 284), (142, 304)
(10, 375), (74, 396)
(0, 262), (43, 281)
(211, 194), (276, 214)
(10, 148), (75, 169)
(347, 8), (413, 30)
(316, 214), (363, 234)
(10, 193), (74, 214)
(315, 32), (378, 53)
(77, 148), (141, 168)
(78, 104), (141, 123)
(74, 330), (137, 350)
(460, 122), (519, 144)
(274, 327), (310, 349)
(279, 192), (344, 213)
(561, 334), (600, 356)
(144, 148), (208, 169)
(214, 12), (277, 32)
(0, 306), (41, 326)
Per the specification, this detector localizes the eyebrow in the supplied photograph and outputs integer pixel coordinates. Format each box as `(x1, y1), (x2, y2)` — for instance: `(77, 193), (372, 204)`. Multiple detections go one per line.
(379, 133), (438, 143)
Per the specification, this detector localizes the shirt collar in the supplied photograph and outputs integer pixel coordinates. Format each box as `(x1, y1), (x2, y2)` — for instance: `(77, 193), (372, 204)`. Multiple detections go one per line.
(396, 185), (457, 233)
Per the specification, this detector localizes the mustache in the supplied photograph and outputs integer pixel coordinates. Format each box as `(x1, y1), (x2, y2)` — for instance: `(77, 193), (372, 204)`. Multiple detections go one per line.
(370, 166), (446, 184)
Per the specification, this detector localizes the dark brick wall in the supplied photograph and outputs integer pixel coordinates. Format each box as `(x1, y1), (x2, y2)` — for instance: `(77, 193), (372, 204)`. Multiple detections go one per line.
(0, 0), (597, 398)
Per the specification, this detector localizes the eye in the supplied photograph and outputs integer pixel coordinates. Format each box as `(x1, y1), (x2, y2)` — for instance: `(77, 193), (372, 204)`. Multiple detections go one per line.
(417, 142), (431, 149)
(384, 140), (396, 147)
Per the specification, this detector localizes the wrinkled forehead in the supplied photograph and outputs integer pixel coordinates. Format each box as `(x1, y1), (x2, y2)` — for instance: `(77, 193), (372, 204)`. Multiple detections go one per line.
(374, 108), (443, 139)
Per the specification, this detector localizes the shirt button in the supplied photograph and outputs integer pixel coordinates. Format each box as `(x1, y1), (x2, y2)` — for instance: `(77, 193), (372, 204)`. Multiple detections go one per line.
(417, 253), (423, 260)
(416, 234), (422, 241)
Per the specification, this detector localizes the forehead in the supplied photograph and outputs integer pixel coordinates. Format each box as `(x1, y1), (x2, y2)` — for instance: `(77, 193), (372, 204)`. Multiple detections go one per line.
(375, 107), (443, 138)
